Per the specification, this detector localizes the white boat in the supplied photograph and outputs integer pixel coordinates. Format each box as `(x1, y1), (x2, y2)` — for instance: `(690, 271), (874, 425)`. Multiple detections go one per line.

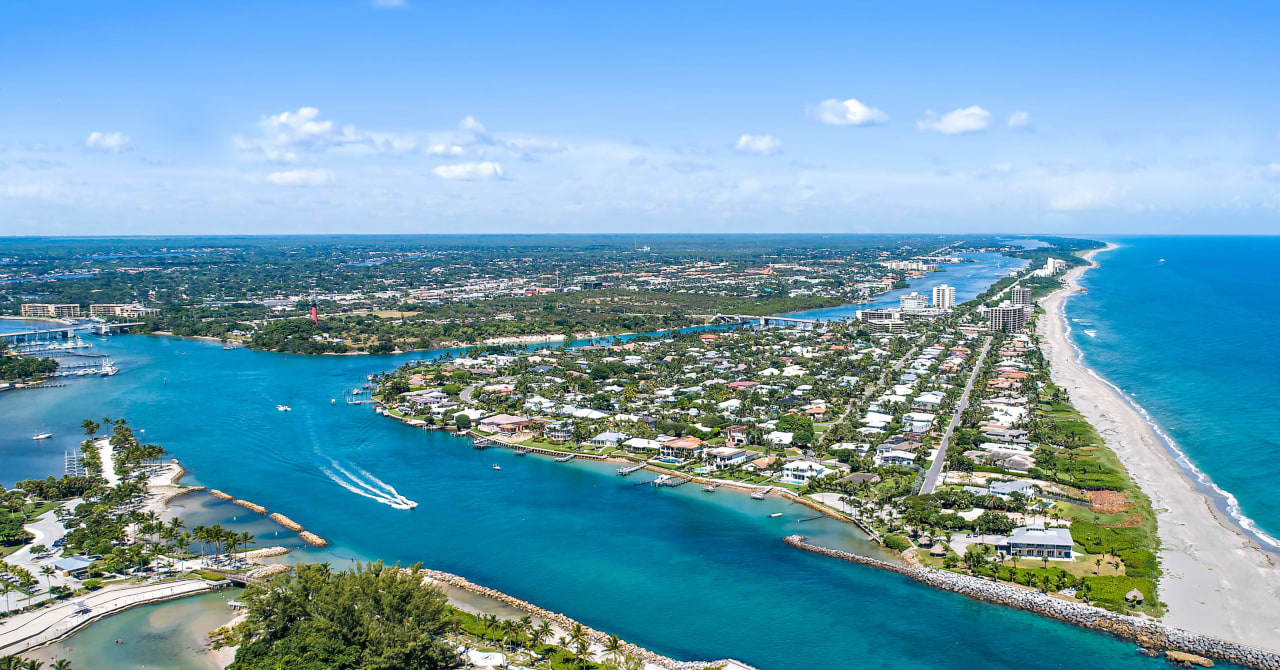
(276, 404), (291, 412)
(1083, 329), (1097, 338)
(99, 359), (118, 376)
(331, 398), (336, 404)
(491, 464), (501, 471)
(32, 432), (53, 440)
(770, 512), (783, 518)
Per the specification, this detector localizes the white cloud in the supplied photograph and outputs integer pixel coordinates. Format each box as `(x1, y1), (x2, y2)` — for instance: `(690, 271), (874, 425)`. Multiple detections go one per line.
(459, 116), (486, 133)
(1263, 163), (1280, 182)
(371, 0), (407, 6)
(236, 107), (370, 160)
(1007, 111), (1032, 130)
(426, 144), (465, 157)
(266, 169), (334, 186)
(809, 98), (888, 126)
(85, 131), (133, 153)
(735, 134), (782, 156)
(432, 162), (503, 180)
(916, 106), (991, 135)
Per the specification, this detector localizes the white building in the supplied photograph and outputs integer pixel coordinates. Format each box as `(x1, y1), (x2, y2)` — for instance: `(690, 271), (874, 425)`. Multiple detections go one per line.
(988, 302), (1028, 333)
(932, 284), (956, 310)
(900, 292), (930, 312)
(780, 460), (829, 484)
(1010, 286), (1032, 307)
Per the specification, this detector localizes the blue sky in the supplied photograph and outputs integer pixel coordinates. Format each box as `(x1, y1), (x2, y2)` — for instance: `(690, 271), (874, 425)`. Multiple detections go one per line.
(2, 1), (1278, 235)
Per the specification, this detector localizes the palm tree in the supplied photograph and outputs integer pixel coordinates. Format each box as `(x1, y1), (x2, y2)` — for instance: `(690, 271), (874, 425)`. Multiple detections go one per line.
(574, 637), (592, 670)
(532, 620), (553, 650)
(604, 634), (624, 663)
(23, 659), (44, 670)
(568, 623), (590, 669)
(39, 566), (55, 592)
(51, 662), (73, 670)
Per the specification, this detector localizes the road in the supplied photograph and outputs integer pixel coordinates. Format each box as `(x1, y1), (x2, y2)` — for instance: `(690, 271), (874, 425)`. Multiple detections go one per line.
(919, 335), (992, 494)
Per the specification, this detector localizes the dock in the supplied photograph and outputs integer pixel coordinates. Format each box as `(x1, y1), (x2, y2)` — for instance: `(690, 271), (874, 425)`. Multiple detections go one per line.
(616, 464), (645, 476)
(653, 474), (692, 487)
(472, 437), (492, 449)
(553, 453), (576, 463)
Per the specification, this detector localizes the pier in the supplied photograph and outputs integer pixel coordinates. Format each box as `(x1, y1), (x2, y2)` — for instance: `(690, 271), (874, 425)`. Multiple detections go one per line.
(616, 464), (645, 476)
(553, 453), (576, 462)
(653, 474), (692, 487)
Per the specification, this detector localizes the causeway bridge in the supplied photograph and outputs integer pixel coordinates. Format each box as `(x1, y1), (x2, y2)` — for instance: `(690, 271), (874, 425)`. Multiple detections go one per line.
(0, 321), (143, 346)
(709, 314), (820, 330)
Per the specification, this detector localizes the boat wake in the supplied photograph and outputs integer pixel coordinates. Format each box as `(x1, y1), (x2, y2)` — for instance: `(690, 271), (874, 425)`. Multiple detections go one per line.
(322, 459), (418, 510)
(1059, 284), (1280, 551)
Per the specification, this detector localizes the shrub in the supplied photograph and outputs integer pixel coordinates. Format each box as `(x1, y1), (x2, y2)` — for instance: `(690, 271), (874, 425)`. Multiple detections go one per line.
(882, 534), (910, 552)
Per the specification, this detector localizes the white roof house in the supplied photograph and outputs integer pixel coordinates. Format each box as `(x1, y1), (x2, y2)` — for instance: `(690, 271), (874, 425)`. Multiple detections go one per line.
(765, 431), (794, 445)
(781, 460), (829, 484)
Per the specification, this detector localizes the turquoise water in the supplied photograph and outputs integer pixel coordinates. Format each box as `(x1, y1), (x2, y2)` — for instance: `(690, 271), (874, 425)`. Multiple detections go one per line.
(0, 252), (1220, 670)
(1064, 236), (1280, 550)
(25, 589), (243, 670)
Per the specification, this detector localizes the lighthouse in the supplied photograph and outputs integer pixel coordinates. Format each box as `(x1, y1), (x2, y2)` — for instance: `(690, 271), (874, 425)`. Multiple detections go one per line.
(310, 298), (318, 326)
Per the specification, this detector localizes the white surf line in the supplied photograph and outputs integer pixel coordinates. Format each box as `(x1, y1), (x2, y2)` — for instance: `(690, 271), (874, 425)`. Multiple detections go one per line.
(329, 461), (400, 503)
(1058, 261), (1280, 551)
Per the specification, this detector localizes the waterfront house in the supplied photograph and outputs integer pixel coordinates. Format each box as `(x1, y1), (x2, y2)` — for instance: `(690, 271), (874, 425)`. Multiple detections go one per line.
(545, 422), (573, 442)
(622, 437), (662, 453)
(660, 437), (705, 460)
(707, 446), (750, 469)
(53, 555), (94, 579)
(479, 414), (531, 434)
(780, 460), (829, 485)
(588, 430), (628, 447)
(1000, 526), (1074, 560)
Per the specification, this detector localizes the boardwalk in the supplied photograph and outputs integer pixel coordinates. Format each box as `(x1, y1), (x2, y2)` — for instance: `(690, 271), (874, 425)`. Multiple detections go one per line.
(920, 336), (992, 494)
(0, 579), (214, 657)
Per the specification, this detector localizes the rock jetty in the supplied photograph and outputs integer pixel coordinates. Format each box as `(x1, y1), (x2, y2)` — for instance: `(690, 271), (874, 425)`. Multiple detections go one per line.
(417, 567), (755, 670)
(269, 513), (303, 531)
(208, 489), (234, 501)
(298, 531), (328, 547)
(232, 499), (267, 514)
(784, 536), (1280, 670)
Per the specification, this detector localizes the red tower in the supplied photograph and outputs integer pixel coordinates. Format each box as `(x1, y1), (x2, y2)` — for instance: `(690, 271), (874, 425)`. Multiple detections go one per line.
(310, 299), (318, 325)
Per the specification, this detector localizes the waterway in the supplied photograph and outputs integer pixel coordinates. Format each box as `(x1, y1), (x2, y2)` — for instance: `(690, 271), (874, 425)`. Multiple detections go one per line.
(0, 251), (1216, 670)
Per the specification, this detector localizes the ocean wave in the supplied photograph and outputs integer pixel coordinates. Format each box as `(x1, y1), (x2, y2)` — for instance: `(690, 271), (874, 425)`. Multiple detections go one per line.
(1059, 286), (1280, 550)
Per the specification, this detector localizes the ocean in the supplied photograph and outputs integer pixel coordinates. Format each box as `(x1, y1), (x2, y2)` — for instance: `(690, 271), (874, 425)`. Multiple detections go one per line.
(1063, 236), (1280, 549)
(0, 248), (1253, 670)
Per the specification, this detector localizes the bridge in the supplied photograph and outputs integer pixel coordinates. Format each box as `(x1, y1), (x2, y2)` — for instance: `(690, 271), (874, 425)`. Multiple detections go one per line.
(709, 314), (821, 330)
(0, 322), (143, 346)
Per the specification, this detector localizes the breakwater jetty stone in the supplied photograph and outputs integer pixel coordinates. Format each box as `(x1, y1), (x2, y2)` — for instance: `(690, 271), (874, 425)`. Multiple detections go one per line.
(298, 531), (328, 547)
(208, 489), (234, 501)
(783, 536), (1280, 670)
(414, 567), (757, 670)
(268, 512), (303, 531)
(232, 499), (267, 514)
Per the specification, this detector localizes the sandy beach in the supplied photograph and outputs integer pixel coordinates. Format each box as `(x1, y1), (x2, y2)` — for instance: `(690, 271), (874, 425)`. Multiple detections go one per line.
(1039, 243), (1280, 651)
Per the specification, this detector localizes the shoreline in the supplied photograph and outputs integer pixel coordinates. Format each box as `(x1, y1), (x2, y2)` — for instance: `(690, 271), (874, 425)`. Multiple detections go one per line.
(1039, 243), (1280, 651)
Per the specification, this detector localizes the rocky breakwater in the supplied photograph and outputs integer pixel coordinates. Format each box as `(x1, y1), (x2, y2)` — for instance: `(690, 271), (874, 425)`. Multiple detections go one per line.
(416, 567), (756, 670)
(784, 536), (1280, 670)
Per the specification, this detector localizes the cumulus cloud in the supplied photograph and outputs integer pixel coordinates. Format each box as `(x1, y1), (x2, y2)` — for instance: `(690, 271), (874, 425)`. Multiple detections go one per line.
(266, 169), (334, 186)
(426, 144), (465, 157)
(1007, 111), (1033, 130)
(735, 134), (782, 156)
(236, 107), (370, 160)
(432, 161), (503, 180)
(809, 98), (888, 126)
(917, 106), (991, 135)
(85, 131), (134, 153)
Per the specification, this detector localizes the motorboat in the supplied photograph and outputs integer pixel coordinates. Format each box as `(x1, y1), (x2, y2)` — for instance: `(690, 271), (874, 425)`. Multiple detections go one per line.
(770, 513), (783, 518)
(99, 359), (119, 376)
(276, 404), (291, 412)
(33, 432), (53, 440)
(491, 464), (501, 471)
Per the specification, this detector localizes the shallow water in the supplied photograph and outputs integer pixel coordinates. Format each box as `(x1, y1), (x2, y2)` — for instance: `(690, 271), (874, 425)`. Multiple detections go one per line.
(24, 589), (243, 670)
